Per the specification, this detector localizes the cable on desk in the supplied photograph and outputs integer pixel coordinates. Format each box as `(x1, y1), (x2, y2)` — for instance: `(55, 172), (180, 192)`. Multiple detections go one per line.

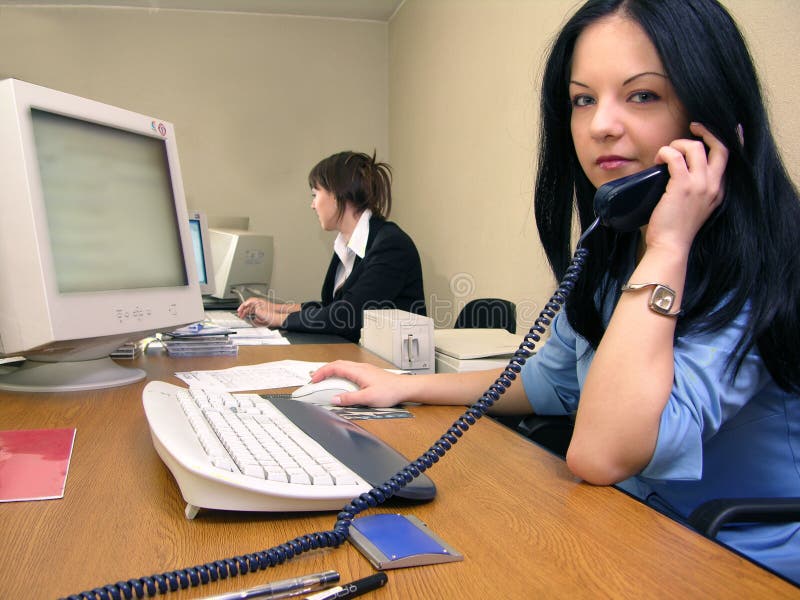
(62, 237), (593, 600)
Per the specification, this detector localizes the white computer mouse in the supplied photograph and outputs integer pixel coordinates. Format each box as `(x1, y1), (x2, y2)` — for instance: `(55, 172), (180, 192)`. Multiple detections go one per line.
(290, 376), (361, 405)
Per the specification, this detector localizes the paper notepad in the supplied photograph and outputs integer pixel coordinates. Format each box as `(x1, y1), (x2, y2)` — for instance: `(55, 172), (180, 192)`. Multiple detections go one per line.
(434, 328), (521, 359)
(0, 428), (76, 502)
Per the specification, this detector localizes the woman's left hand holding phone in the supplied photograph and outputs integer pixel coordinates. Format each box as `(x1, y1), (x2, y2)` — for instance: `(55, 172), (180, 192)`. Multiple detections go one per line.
(648, 122), (729, 253)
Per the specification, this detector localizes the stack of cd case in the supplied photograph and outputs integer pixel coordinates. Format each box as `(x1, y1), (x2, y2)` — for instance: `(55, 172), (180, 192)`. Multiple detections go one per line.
(162, 324), (238, 357)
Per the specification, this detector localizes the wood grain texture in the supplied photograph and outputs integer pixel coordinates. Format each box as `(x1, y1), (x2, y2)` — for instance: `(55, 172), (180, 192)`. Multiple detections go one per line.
(0, 344), (797, 599)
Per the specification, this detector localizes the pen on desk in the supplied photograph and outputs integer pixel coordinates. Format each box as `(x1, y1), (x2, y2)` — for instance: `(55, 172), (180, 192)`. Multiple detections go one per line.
(200, 570), (340, 600)
(303, 573), (388, 600)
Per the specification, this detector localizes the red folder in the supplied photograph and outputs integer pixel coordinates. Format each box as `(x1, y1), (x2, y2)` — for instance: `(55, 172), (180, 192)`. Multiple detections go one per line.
(0, 428), (76, 502)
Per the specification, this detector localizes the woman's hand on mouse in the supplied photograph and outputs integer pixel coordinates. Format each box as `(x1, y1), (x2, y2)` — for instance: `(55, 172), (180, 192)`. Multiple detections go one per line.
(311, 361), (414, 407)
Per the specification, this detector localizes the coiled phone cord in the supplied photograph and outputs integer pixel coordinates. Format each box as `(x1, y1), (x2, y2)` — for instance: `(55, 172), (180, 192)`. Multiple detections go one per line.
(64, 222), (599, 600)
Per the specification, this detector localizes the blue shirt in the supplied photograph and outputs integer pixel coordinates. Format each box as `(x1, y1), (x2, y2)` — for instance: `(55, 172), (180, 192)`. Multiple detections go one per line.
(521, 306), (800, 584)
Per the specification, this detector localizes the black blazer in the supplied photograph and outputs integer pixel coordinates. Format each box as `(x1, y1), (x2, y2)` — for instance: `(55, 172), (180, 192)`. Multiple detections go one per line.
(283, 217), (426, 341)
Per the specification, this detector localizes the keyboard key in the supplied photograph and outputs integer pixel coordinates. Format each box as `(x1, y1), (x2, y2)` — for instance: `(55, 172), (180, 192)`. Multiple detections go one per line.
(204, 310), (254, 329)
(176, 388), (365, 491)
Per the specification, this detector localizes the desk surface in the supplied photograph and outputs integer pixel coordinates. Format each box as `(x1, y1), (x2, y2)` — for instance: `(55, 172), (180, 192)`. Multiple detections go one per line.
(0, 344), (796, 599)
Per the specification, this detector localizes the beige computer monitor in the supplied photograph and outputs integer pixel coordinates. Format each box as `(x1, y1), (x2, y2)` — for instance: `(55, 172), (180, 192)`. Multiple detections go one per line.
(208, 228), (273, 300)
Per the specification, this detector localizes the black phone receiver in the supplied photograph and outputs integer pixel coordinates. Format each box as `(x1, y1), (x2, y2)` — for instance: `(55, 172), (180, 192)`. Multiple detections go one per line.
(593, 164), (669, 232)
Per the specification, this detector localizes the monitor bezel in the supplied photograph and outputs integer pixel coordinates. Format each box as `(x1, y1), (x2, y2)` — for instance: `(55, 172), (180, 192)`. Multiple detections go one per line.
(0, 78), (204, 372)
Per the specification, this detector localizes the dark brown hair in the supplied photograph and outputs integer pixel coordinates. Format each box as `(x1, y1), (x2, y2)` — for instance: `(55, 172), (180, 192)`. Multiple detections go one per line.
(308, 151), (392, 219)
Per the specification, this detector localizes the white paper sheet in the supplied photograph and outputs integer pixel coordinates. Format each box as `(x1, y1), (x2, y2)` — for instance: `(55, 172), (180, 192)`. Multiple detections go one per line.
(174, 359), (326, 392)
(229, 327), (289, 346)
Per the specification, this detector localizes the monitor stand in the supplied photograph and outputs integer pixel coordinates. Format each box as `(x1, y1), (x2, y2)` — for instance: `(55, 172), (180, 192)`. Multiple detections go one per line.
(0, 357), (145, 393)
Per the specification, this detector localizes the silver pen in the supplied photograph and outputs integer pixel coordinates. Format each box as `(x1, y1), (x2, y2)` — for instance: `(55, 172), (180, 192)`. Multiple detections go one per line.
(200, 570), (340, 600)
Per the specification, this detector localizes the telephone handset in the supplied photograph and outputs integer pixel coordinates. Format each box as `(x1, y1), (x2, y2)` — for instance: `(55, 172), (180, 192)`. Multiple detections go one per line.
(66, 168), (668, 599)
(593, 164), (669, 232)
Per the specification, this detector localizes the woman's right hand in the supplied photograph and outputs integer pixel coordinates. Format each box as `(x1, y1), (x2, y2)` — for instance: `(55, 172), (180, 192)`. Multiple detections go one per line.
(237, 297), (265, 318)
(237, 298), (281, 327)
(310, 360), (416, 407)
(312, 361), (534, 414)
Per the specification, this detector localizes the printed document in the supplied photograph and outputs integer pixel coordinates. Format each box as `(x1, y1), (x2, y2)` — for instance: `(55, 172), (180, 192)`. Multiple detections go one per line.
(174, 359), (325, 392)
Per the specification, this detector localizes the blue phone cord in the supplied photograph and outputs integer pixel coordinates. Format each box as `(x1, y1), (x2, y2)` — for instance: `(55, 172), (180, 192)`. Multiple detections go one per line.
(63, 225), (597, 600)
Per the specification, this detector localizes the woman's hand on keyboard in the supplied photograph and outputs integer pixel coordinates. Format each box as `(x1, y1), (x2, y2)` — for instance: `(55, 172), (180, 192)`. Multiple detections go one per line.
(237, 298), (283, 328)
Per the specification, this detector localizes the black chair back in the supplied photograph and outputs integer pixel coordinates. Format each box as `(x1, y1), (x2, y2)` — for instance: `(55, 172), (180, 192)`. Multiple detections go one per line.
(455, 298), (516, 334)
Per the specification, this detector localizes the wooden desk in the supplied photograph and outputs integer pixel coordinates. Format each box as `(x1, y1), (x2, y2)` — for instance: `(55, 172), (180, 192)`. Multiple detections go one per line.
(0, 345), (796, 599)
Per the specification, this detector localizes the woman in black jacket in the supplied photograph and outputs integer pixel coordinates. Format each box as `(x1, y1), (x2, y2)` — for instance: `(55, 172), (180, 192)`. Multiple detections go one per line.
(237, 151), (426, 341)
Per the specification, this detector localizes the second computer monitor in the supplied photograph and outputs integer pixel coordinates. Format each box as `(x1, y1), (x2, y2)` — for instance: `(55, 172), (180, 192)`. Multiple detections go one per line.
(188, 210), (216, 296)
(209, 228), (273, 300)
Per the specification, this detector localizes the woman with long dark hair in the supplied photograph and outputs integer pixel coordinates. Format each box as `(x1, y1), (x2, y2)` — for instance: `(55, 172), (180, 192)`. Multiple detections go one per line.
(312, 0), (799, 582)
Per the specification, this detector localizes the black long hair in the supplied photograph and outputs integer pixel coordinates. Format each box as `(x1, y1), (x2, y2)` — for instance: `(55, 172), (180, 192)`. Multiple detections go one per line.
(534, 0), (800, 392)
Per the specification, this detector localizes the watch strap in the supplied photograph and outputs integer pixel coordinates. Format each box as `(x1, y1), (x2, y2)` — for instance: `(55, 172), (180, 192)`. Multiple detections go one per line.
(620, 282), (683, 317)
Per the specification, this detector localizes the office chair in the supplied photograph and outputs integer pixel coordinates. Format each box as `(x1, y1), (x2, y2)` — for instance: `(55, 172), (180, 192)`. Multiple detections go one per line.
(688, 497), (800, 538)
(488, 412), (574, 458)
(453, 297), (574, 456)
(454, 298), (517, 334)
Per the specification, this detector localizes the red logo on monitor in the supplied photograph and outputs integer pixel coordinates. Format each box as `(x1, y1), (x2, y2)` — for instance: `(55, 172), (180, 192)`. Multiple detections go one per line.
(151, 121), (167, 136)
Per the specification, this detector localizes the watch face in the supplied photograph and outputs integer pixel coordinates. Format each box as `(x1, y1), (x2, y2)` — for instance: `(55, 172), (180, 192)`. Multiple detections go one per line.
(651, 285), (676, 315)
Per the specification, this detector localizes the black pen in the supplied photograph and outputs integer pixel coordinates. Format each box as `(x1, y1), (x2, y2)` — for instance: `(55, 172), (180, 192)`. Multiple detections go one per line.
(303, 573), (388, 600)
(201, 570), (340, 600)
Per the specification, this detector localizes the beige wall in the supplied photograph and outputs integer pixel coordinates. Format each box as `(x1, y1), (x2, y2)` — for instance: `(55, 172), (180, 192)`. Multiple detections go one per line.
(0, 6), (389, 302)
(0, 2), (797, 331)
(389, 0), (800, 331)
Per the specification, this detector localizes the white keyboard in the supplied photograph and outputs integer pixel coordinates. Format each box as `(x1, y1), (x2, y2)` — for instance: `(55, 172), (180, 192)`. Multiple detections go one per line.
(204, 310), (254, 329)
(142, 381), (436, 518)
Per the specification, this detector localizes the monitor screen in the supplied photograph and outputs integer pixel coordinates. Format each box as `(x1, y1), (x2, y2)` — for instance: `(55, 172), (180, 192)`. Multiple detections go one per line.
(188, 210), (216, 295)
(32, 109), (187, 293)
(0, 79), (204, 392)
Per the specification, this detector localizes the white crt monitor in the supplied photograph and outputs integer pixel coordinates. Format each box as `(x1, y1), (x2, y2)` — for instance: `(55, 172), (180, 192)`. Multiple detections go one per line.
(188, 210), (216, 296)
(209, 228), (273, 300)
(0, 79), (204, 392)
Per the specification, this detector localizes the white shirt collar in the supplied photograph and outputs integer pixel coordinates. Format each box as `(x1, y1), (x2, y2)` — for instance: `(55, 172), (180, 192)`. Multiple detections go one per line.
(332, 209), (371, 293)
(334, 208), (372, 261)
